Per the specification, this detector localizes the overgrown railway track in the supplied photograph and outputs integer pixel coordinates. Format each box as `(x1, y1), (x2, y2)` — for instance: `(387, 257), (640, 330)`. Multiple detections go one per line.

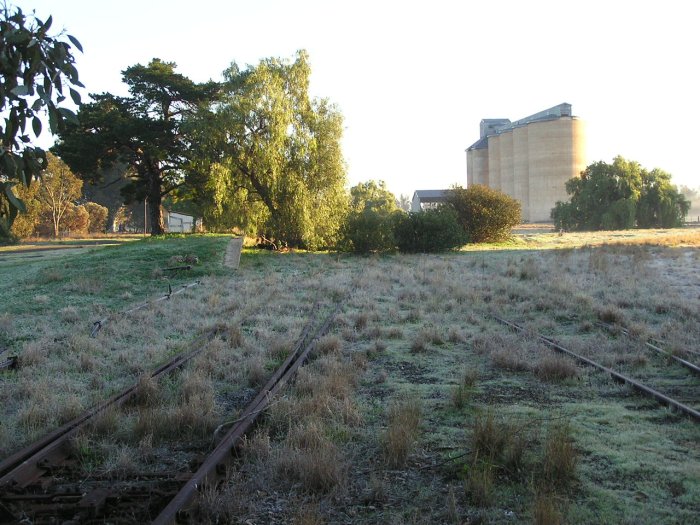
(0, 302), (341, 523)
(495, 316), (700, 422)
(595, 320), (700, 376)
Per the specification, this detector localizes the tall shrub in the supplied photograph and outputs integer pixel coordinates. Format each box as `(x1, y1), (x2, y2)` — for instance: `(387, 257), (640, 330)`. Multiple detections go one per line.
(395, 207), (466, 253)
(342, 209), (400, 253)
(447, 185), (521, 243)
(84, 202), (109, 233)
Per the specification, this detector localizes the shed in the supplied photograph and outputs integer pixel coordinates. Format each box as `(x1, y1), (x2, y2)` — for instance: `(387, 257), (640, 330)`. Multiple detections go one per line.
(411, 190), (450, 212)
(166, 210), (195, 233)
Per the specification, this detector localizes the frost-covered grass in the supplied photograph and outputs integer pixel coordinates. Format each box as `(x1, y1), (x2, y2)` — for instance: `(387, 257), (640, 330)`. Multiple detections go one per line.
(1, 231), (698, 524)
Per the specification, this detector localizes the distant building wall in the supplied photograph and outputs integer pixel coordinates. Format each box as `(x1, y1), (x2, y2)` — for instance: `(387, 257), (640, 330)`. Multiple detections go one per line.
(411, 193), (422, 212)
(167, 211), (195, 233)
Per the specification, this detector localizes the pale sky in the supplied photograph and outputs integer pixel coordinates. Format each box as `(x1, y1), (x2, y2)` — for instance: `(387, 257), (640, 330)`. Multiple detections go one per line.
(14, 0), (699, 198)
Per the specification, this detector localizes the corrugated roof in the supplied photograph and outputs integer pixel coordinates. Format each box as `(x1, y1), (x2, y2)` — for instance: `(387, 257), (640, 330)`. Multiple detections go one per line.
(466, 136), (488, 151)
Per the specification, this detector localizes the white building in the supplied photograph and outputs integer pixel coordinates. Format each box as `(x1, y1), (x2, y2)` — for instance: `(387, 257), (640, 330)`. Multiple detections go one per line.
(166, 211), (195, 233)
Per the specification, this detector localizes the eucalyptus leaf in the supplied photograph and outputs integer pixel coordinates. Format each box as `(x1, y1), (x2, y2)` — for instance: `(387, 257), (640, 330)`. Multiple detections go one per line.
(67, 35), (83, 53)
(3, 183), (27, 213)
(69, 88), (81, 105)
(32, 116), (42, 137)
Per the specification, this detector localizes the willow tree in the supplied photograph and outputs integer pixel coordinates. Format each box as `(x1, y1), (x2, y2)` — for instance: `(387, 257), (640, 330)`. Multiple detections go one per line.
(551, 156), (689, 230)
(54, 59), (219, 234)
(193, 51), (347, 249)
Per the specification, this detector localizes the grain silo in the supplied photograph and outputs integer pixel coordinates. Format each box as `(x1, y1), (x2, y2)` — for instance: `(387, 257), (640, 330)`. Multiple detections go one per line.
(512, 125), (530, 221)
(499, 131), (514, 198)
(488, 134), (502, 192)
(465, 103), (587, 222)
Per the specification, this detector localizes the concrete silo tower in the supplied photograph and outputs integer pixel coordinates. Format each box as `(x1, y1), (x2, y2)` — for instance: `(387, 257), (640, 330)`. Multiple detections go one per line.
(465, 103), (587, 222)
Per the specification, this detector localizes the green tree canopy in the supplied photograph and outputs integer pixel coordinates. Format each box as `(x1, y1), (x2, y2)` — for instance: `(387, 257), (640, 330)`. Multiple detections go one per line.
(0, 5), (83, 242)
(340, 180), (402, 253)
(551, 156), (689, 230)
(190, 50), (348, 249)
(35, 153), (82, 237)
(447, 185), (521, 243)
(349, 180), (398, 213)
(54, 59), (219, 234)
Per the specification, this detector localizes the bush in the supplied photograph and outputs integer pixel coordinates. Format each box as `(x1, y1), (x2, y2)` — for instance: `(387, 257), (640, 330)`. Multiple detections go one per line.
(63, 204), (90, 234)
(394, 207), (466, 253)
(9, 182), (42, 239)
(341, 208), (400, 253)
(84, 202), (109, 233)
(447, 185), (521, 243)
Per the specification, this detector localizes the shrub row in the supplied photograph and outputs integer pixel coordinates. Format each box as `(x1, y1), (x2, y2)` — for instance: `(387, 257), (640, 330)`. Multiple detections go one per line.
(342, 207), (467, 254)
(341, 185), (521, 253)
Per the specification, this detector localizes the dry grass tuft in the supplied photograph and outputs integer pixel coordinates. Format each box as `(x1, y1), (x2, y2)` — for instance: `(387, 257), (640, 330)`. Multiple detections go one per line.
(410, 336), (428, 354)
(464, 461), (495, 507)
(90, 406), (120, 437)
(292, 501), (325, 525)
(596, 305), (625, 325)
(383, 397), (422, 467)
(315, 335), (342, 356)
(18, 339), (48, 367)
(386, 326), (403, 339)
(446, 486), (459, 523)
(447, 326), (466, 343)
(0, 313), (11, 333)
(534, 355), (578, 382)
(470, 411), (526, 476)
(542, 423), (578, 488)
(472, 412), (508, 461)
(171, 390), (218, 438)
(59, 306), (80, 323)
(519, 258), (539, 280)
(452, 368), (478, 409)
(452, 385), (472, 409)
(241, 429), (272, 464)
(353, 312), (369, 330)
(276, 420), (346, 493)
(246, 356), (267, 387)
(532, 491), (562, 525)
(133, 374), (160, 407)
(365, 473), (388, 504)
(491, 349), (530, 372)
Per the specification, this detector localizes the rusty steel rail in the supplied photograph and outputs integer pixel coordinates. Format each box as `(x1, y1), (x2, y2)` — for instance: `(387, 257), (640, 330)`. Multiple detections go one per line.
(0, 355), (17, 371)
(91, 280), (202, 337)
(153, 303), (341, 525)
(596, 321), (700, 376)
(0, 327), (220, 489)
(494, 316), (700, 422)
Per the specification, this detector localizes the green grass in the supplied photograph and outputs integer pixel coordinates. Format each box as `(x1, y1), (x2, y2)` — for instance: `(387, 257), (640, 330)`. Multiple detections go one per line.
(1, 234), (230, 318)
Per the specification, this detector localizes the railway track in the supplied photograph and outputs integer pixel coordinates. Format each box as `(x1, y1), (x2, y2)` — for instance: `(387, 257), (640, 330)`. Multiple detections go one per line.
(494, 316), (700, 422)
(595, 320), (700, 376)
(0, 303), (341, 523)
